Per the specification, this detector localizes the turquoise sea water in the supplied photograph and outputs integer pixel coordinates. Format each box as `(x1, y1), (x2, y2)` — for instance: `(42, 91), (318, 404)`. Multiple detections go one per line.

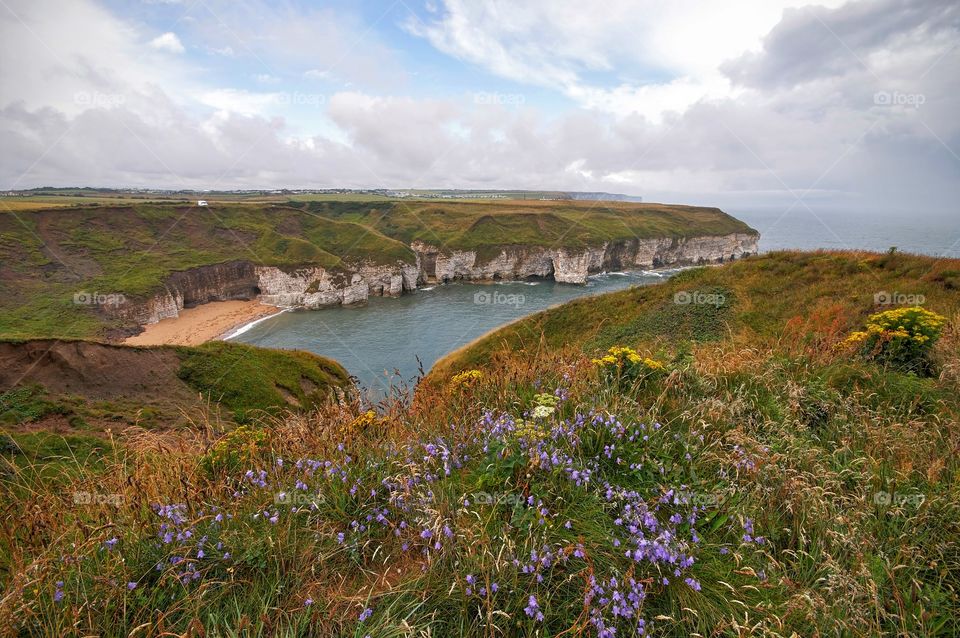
(230, 271), (672, 396)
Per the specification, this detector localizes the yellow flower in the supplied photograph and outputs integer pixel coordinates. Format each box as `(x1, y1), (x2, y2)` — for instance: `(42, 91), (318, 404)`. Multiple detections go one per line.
(642, 358), (666, 370)
(451, 369), (484, 386)
(349, 410), (378, 430)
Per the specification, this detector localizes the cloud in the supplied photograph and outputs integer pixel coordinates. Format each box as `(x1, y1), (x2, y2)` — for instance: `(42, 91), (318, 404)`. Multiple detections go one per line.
(405, 0), (848, 120)
(0, 0), (197, 117)
(1, 0), (958, 217)
(180, 1), (407, 90)
(149, 32), (185, 54)
(723, 0), (960, 88)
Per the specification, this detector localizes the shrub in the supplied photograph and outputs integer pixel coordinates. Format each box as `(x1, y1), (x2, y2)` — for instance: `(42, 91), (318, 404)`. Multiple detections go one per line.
(0, 385), (67, 425)
(592, 346), (667, 391)
(450, 369), (484, 388)
(842, 306), (947, 375)
(199, 425), (270, 476)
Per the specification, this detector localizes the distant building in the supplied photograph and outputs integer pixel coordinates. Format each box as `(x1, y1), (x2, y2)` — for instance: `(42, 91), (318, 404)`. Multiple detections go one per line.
(197, 200), (208, 206)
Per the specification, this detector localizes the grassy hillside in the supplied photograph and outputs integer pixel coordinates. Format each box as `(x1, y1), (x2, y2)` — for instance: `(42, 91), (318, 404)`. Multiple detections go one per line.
(431, 250), (960, 376)
(1, 250), (957, 636)
(0, 339), (350, 432)
(0, 200), (754, 340)
(300, 199), (754, 260)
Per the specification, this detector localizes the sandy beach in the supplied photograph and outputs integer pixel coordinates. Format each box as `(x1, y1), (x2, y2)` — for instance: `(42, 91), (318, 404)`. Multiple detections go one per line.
(124, 300), (281, 346)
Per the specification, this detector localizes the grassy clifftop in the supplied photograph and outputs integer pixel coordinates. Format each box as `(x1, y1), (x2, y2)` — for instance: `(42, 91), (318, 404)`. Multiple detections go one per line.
(0, 200), (755, 339)
(2, 250), (958, 635)
(300, 199), (755, 259)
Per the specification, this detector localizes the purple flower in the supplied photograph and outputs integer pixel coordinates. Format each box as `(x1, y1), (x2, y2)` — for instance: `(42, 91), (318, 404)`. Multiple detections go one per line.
(304, 598), (313, 607)
(524, 595), (544, 621)
(103, 537), (118, 550)
(359, 606), (373, 622)
(684, 577), (702, 592)
(127, 582), (137, 591)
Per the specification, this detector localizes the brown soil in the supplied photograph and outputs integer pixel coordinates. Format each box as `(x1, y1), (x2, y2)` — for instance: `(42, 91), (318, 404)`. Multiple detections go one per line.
(0, 339), (207, 433)
(0, 340), (191, 401)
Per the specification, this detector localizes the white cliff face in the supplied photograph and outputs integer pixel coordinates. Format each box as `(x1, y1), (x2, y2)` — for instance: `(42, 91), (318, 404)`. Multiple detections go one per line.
(412, 232), (758, 285)
(112, 260), (421, 329)
(113, 232), (757, 332)
(256, 262), (419, 310)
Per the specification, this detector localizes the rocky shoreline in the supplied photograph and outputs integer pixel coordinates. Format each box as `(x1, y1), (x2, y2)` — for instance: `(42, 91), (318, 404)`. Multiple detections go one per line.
(106, 232), (758, 336)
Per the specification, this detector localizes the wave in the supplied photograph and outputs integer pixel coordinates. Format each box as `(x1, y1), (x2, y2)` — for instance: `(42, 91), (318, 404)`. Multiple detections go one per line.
(222, 308), (289, 340)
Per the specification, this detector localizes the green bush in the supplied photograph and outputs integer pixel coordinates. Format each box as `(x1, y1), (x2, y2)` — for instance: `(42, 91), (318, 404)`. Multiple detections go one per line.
(199, 425), (270, 476)
(592, 346), (668, 391)
(843, 306), (947, 375)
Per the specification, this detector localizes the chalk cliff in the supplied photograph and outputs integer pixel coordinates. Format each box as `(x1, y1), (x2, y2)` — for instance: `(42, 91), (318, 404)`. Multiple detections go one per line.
(109, 232), (757, 330)
(411, 232), (757, 285)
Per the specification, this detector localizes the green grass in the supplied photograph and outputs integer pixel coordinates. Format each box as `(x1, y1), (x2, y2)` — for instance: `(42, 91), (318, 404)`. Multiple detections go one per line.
(175, 341), (351, 422)
(313, 199), (755, 251)
(0, 431), (112, 495)
(0, 385), (68, 426)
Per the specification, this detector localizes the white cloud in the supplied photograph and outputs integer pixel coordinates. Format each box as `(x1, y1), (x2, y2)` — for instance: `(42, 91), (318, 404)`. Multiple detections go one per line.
(149, 32), (185, 54)
(407, 0), (847, 119)
(181, 1), (407, 90)
(0, 0), (197, 117)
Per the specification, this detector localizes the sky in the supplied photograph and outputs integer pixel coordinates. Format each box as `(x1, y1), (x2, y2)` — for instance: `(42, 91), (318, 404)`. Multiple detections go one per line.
(1, 0), (958, 214)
